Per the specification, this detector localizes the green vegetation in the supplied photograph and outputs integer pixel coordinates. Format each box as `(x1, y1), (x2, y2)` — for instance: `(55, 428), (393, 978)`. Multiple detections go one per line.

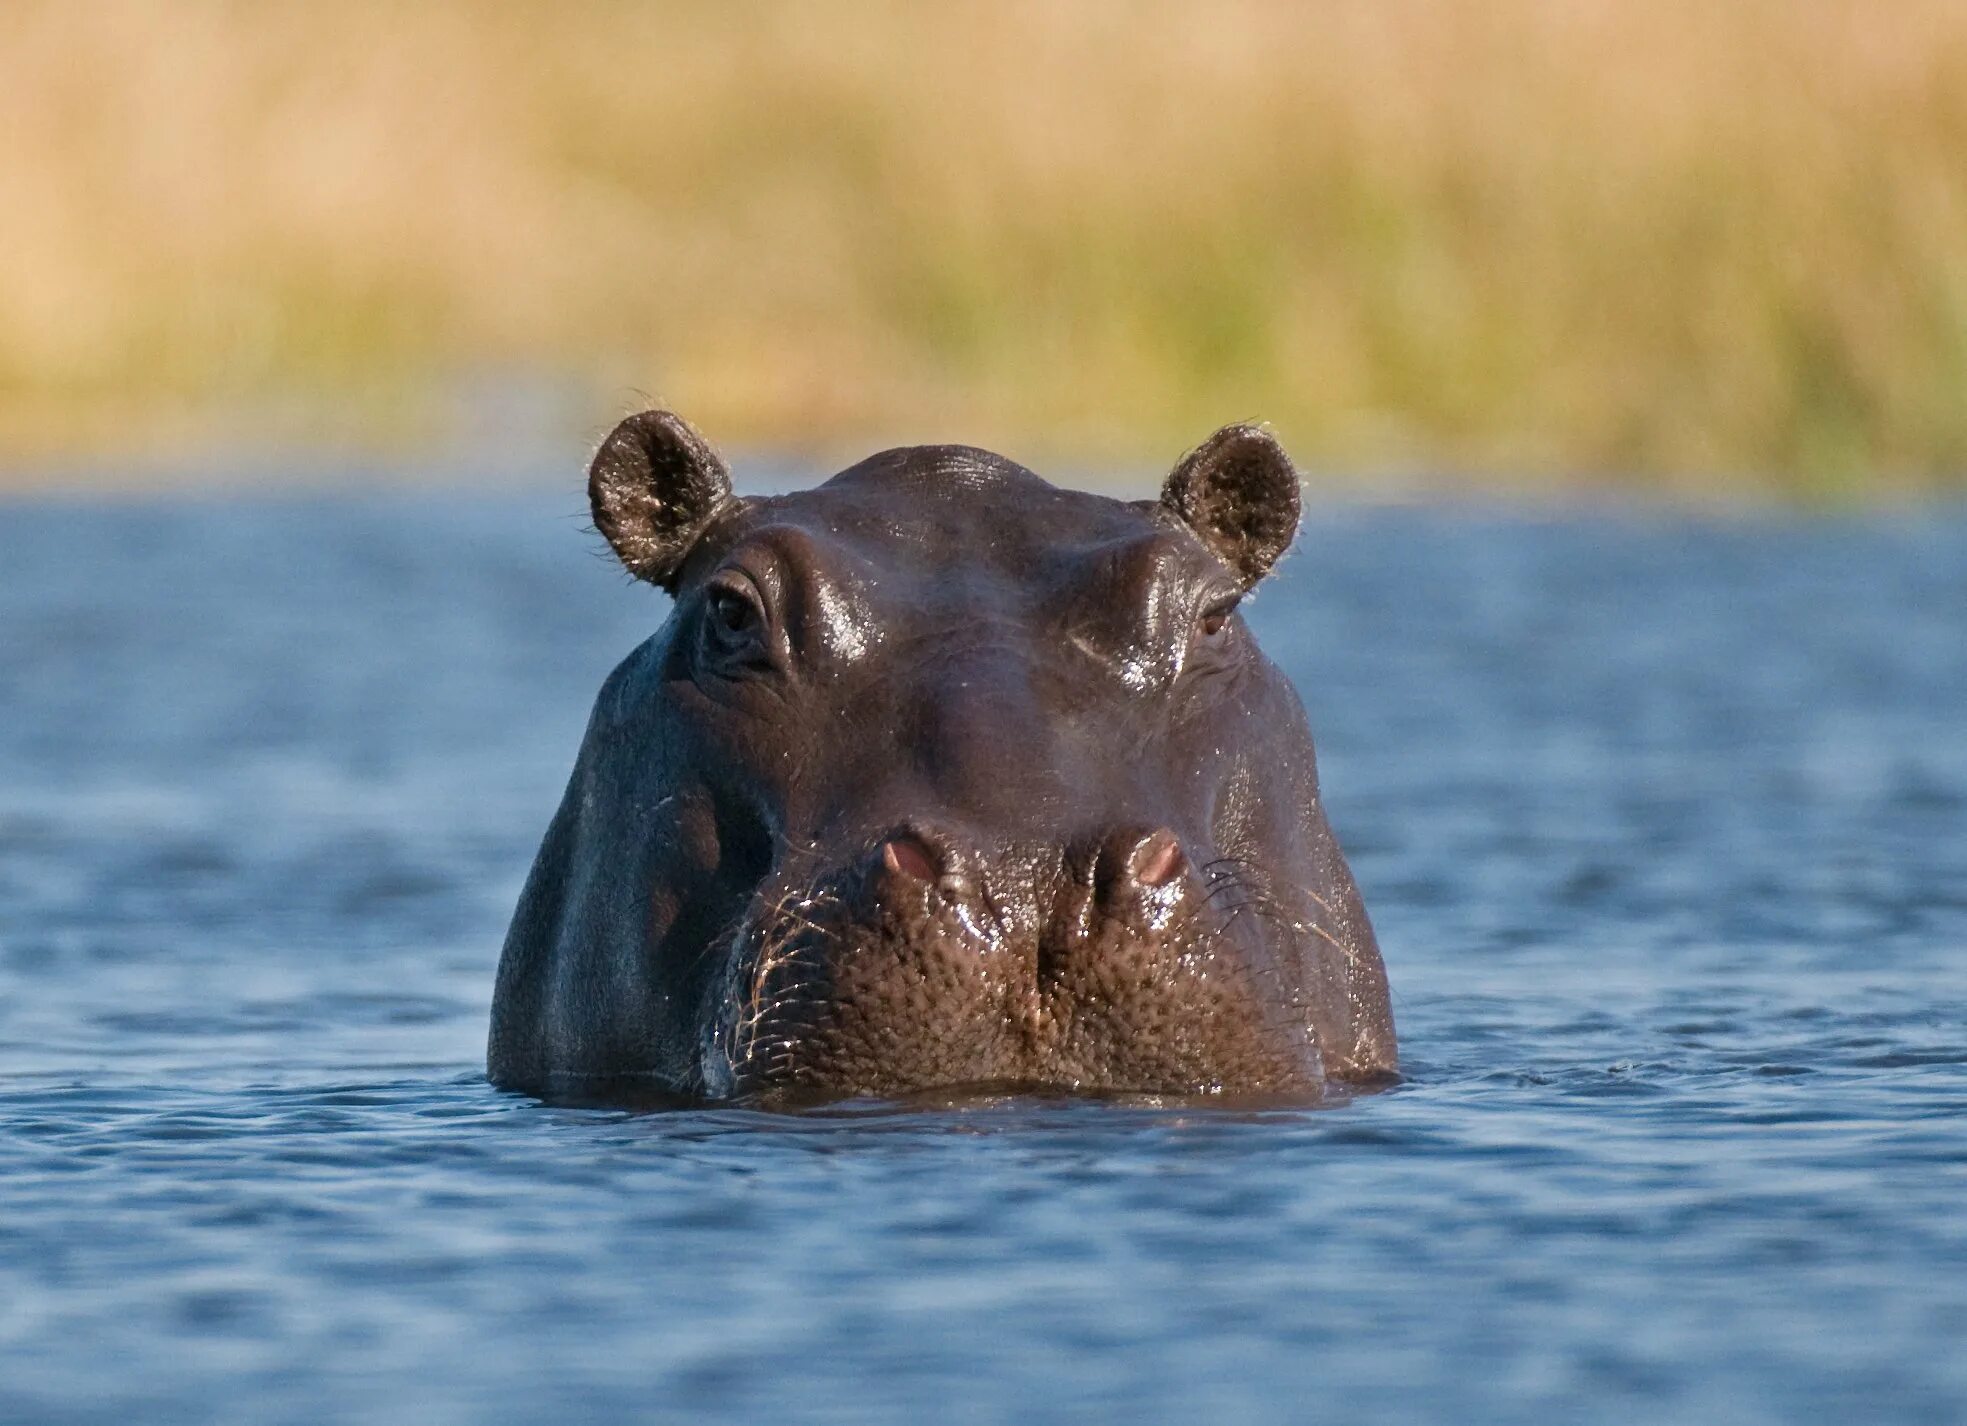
(5, 1), (1967, 494)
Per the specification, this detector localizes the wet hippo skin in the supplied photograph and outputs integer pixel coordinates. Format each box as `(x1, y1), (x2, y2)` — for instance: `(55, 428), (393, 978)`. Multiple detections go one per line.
(488, 411), (1395, 1104)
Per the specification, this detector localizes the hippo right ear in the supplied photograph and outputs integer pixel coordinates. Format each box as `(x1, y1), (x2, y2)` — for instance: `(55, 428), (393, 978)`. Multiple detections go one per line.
(588, 410), (737, 590)
(1159, 423), (1301, 590)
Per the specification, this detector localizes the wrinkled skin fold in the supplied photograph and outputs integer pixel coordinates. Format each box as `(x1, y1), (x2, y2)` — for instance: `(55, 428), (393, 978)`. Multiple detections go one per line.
(489, 413), (1396, 1106)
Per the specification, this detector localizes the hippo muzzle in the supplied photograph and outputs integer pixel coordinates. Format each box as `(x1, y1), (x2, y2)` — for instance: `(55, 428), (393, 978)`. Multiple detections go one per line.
(488, 411), (1396, 1105)
(702, 820), (1338, 1101)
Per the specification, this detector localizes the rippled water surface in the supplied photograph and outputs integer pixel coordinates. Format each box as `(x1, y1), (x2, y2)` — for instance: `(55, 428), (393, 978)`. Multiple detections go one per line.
(3, 491), (1964, 1424)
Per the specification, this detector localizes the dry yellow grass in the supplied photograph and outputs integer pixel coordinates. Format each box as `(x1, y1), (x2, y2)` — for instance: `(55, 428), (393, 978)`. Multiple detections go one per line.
(4, 1), (1967, 493)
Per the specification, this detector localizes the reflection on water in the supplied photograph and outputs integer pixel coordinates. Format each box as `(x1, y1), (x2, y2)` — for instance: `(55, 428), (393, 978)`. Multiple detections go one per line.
(2, 494), (1964, 1423)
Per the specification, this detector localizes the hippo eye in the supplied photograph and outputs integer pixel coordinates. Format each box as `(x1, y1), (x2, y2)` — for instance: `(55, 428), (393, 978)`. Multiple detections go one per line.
(698, 577), (770, 669)
(1197, 597), (1239, 641)
(709, 588), (757, 636)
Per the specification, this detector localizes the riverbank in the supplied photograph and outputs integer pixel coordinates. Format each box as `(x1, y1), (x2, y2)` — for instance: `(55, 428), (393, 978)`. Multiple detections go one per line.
(6, 3), (1967, 497)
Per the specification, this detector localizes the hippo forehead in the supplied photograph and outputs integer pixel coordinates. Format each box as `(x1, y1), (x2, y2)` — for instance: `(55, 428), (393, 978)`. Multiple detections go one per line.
(683, 444), (1229, 629)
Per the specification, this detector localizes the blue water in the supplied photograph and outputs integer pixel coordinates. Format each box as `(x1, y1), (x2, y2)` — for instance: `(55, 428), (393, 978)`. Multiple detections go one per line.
(2, 491), (1964, 1424)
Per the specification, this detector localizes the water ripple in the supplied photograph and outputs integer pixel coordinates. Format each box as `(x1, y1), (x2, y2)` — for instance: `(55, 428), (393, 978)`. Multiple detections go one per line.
(1, 500), (1963, 1424)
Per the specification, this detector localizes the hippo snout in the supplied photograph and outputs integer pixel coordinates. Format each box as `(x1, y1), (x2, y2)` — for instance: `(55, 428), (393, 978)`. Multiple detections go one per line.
(704, 824), (1328, 1102)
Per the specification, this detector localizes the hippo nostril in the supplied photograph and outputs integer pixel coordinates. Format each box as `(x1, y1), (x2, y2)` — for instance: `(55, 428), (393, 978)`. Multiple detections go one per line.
(880, 834), (941, 884)
(1090, 827), (1191, 927)
(1129, 829), (1187, 888)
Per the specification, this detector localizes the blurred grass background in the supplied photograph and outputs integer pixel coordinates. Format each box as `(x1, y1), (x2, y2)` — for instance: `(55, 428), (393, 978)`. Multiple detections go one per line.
(4, 1), (1967, 495)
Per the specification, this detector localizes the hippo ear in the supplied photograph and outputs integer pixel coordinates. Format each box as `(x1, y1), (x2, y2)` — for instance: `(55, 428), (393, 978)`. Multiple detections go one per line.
(1159, 424), (1301, 589)
(588, 410), (737, 590)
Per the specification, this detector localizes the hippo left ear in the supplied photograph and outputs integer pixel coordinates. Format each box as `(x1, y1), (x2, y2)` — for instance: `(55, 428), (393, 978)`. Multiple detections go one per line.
(588, 409), (738, 590)
(1159, 424), (1301, 589)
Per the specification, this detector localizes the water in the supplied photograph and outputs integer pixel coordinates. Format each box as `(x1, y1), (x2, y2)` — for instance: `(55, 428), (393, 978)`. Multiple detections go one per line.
(2, 490), (1963, 1424)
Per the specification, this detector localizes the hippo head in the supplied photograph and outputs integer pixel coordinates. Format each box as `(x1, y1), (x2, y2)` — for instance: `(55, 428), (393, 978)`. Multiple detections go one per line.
(489, 411), (1395, 1105)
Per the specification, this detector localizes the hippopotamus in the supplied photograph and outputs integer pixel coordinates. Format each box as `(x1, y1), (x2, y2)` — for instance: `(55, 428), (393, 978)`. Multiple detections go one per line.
(488, 410), (1395, 1104)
